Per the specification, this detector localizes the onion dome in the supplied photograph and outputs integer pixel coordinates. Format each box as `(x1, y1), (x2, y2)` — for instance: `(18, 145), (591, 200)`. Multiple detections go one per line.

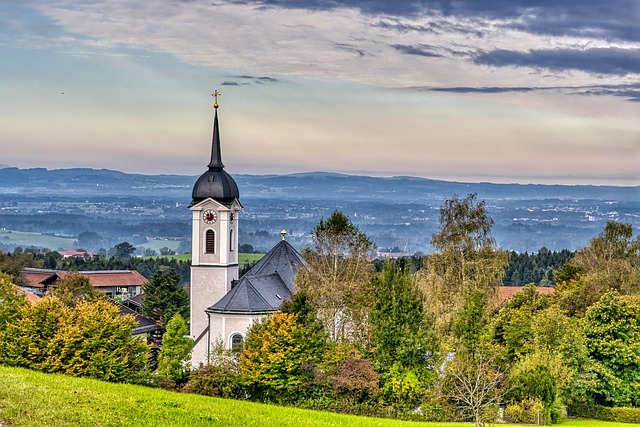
(191, 95), (240, 206)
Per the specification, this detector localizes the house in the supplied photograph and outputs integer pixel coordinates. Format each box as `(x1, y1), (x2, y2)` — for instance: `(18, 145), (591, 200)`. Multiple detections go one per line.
(58, 250), (94, 259)
(22, 267), (147, 299)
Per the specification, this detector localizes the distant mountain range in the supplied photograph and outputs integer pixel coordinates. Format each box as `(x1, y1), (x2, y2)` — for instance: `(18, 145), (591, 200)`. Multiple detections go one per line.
(1, 167), (637, 201)
(0, 167), (638, 253)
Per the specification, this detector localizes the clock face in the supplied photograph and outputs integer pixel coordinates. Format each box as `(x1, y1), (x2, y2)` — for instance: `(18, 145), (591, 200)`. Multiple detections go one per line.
(203, 210), (217, 224)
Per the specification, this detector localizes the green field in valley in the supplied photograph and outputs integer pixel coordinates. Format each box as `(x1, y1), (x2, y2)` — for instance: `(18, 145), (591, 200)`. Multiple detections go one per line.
(135, 238), (182, 253)
(0, 229), (76, 251)
(145, 253), (264, 264)
(0, 366), (637, 427)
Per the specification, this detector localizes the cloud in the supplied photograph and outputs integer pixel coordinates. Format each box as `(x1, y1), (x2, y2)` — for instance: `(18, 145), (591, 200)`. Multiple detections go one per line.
(427, 83), (640, 102)
(475, 48), (640, 76)
(392, 44), (443, 58)
(26, 0), (640, 97)
(236, 0), (640, 41)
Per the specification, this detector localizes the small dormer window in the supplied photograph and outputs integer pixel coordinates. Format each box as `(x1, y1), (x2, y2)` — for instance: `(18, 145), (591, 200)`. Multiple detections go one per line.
(205, 229), (215, 254)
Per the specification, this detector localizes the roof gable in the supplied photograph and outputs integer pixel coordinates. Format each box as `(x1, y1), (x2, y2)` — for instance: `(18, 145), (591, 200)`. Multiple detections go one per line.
(22, 268), (147, 288)
(244, 240), (305, 293)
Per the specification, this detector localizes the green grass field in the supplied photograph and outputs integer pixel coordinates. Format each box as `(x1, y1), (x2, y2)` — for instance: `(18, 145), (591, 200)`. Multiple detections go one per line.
(136, 238), (182, 253)
(0, 230), (76, 251)
(0, 366), (637, 427)
(144, 253), (264, 263)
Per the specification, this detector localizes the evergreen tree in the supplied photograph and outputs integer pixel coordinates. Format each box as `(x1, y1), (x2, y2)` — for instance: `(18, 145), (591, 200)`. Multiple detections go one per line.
(142, 269), (189, 330)
(157, 313), (193, 384)
(370, 260), (436, 373)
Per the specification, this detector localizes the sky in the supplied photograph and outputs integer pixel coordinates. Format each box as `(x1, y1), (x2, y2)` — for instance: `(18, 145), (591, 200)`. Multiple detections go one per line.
(0, 1), (639, 186)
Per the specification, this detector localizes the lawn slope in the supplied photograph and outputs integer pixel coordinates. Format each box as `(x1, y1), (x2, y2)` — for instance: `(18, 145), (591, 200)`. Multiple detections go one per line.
(0, 366), (636, 427)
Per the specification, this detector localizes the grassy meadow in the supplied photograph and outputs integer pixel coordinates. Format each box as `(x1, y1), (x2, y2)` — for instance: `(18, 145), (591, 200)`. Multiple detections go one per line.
(0, 366), (637, 427)
(0, 230), (76, 251)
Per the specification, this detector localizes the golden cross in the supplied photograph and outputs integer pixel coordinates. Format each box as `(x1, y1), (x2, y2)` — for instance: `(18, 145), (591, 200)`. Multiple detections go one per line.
(212, 90), (221, 108)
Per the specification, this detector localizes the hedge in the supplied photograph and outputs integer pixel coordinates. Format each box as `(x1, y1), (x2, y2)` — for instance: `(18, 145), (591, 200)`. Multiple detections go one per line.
(568, 403), (640, 424)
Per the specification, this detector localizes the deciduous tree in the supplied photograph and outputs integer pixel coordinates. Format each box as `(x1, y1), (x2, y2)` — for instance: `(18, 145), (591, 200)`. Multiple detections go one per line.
(51, 271), (101, 308)
(420, 194), (509, 338)
(583, 291), (640, 406)
(238, 312), (325, 401)
(295, 210), (375, 344)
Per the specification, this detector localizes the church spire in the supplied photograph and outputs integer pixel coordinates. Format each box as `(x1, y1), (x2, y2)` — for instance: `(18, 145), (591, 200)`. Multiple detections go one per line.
(208, 90), (224, 170)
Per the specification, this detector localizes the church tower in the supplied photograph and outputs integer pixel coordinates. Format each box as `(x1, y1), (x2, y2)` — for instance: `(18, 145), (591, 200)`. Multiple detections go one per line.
(189, 92), (241, 365)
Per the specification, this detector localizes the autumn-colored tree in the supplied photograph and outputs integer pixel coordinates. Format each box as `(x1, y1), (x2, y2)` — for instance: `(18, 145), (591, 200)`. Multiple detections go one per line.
(41, 297), (148, 382)
(50, 271), (101, 308)
(238, 312), (325, 401)
(555, 222), (640, 316)
(332, 349), (380, 404)
(295, 210), (375, 344)
(0, 296), (67, 369)
(420, 194), (509, 339)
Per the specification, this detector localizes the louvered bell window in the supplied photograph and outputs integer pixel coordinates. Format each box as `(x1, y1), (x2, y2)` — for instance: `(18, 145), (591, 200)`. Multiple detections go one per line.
(205, 229), (215, 254)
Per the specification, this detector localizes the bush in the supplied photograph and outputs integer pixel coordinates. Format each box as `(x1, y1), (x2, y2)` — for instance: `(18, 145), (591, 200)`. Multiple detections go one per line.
(611, 407), (640, 424)
(184, 364), (240, 398)
(504, 398), (546, 424)
(568, 403), (640, 423)
(549, 399), (565, 424)
(567, 402), (613, 421)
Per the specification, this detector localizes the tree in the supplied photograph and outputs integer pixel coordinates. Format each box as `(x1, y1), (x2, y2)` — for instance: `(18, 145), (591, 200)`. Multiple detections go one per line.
(0, 296), (66, 369)
(77, 231), (101, 250)
(442, 352), (506, 427)
(159, 247), (175, 256)
(491, 284), (551, 363)
(369, 260), (437, 374)
(50, 272), (101, 308)
(238, 312), (325, 402)
(295, 210), (376, 344)
(0, 251), (37, 287)
(555, 222), (640, 316)
(583, 291), (640, 406)
(420, 194), (509, 338)
(157, 313), (193, 384)
(41, 298), (148, 382)
(142, 269), (189, 330)
(453, 289), (491, 357)
(109, 241), (136, 259)
(506, 364), (557, 424)
(0, 273), (26, 335)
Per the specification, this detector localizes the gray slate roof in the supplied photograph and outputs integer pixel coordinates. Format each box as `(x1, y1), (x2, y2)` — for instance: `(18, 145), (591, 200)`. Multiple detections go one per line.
(207, 240), (306, 314)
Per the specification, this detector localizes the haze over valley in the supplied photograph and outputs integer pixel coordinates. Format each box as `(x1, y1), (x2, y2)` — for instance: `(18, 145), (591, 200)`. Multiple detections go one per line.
(1, 167), (637, 255)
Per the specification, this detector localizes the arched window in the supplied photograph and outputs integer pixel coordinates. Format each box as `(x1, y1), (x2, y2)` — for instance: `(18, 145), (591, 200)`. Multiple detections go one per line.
(230, 333), (243, 352)
(205, 229), (215, 254)
(230, 229), (235, 251)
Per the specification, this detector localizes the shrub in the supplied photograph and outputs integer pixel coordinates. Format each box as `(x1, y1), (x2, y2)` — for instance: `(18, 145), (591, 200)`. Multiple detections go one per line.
(184, 364), (240, 398)
(611, 407), (640, 424)
(566, 402), (614, 421)
(504, 398), (546, 425)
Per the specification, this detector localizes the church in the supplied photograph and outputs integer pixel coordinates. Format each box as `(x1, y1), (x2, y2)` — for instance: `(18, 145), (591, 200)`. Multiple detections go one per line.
(188, 94), (305, 366)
